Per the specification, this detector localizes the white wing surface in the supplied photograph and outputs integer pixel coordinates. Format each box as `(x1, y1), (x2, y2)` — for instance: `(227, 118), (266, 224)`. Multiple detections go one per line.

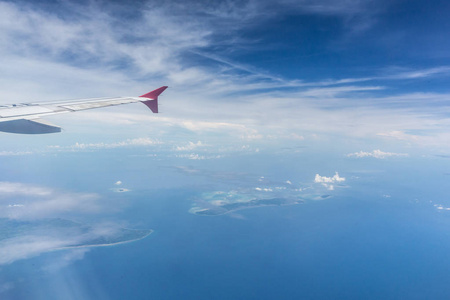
(0, 86), (167, 134)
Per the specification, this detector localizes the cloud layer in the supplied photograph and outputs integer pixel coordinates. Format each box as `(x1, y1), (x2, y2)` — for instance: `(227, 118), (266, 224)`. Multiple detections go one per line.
(347, 149), (408, 159)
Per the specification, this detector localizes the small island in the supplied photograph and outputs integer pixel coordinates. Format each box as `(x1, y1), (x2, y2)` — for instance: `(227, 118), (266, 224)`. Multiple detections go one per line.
(189, 197), (304, 216)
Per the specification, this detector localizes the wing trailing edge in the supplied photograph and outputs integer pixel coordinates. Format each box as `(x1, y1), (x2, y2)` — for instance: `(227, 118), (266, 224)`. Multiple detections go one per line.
(0, 86), (168, 134)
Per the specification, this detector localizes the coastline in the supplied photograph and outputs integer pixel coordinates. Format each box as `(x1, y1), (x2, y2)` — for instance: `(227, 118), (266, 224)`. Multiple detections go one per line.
(56, 229), (154, 251)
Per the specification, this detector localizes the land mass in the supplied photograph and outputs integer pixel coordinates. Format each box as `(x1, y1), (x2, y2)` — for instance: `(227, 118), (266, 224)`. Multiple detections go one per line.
(190, 197), (303, 216)
(0, 218), (152, 248)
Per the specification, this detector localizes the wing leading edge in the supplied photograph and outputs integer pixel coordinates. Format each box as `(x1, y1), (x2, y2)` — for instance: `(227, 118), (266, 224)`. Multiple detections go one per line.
(0, 86), (168, 134)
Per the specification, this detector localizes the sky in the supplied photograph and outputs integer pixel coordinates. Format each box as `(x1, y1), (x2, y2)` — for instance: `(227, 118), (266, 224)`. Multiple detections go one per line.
(0, 0), (449, 155)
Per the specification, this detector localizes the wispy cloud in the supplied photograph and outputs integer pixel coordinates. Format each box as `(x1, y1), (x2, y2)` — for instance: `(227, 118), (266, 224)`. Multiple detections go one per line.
(48, 137), (162, 152)
(384, 66), (450, 80)
(0, 182), (102, 219)
(175, 153), (223, 160)
(0, 235), (77, 265)
(375, 130), (450, 147)
(278, 0), (381, 16)
(0, 182), (52, 197)
(347, 149), (409, 159)
(0, 220), (149, 265)
(175, 141), (204, 151)
(0, 151), (33, 156)
(42, 248), (89, 272)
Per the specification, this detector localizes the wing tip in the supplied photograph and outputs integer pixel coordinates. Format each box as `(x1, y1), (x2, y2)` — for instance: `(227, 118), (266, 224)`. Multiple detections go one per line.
(140, 86), (168, 113)
(139, 86), (168, 99)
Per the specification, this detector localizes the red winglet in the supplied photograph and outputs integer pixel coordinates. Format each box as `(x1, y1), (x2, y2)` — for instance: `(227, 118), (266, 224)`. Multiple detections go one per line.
(139, 86), (168, 113)
(140, 86), (168, 100)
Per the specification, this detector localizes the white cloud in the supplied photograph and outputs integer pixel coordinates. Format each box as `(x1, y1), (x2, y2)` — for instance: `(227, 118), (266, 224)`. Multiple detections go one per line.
(115, 181), (122, 186)
(315, 172), (346, 183)
(71, 138), (161, 149)
(376, 131), (420, 141)
(375, 130), (450, 147)
(255, 187), (273, 192)
(435, 204), (450, 211)
(0, 182), (52, 197)
(387, 66), (450, 80)
(175, 153), (223, 160)
(314, 172), (346, 190)
(347, 149), (408, 159)
(0, 235), (77, 265)
(0, 151), (33, 156)
(49, 137), (162, 152)
(298, 85), (384, 98)
(0, 182), (102, 219)
(175, 141), (203, 151)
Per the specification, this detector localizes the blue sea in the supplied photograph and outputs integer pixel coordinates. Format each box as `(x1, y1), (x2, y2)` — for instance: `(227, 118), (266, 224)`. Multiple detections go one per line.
(2, 150), (450, 299)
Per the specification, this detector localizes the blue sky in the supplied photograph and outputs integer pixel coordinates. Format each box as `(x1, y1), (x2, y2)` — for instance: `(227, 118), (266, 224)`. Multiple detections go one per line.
(1, 0), (449, 155)
(0, 0), (449, 170)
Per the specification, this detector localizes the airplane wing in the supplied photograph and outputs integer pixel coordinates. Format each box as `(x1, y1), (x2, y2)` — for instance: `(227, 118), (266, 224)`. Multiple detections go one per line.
(0, 86), (168, 134)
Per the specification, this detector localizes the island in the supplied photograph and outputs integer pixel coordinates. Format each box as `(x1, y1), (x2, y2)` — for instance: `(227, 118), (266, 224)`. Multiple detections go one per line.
(189, 197), (304, 216)
(0, 218), (152, 249)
